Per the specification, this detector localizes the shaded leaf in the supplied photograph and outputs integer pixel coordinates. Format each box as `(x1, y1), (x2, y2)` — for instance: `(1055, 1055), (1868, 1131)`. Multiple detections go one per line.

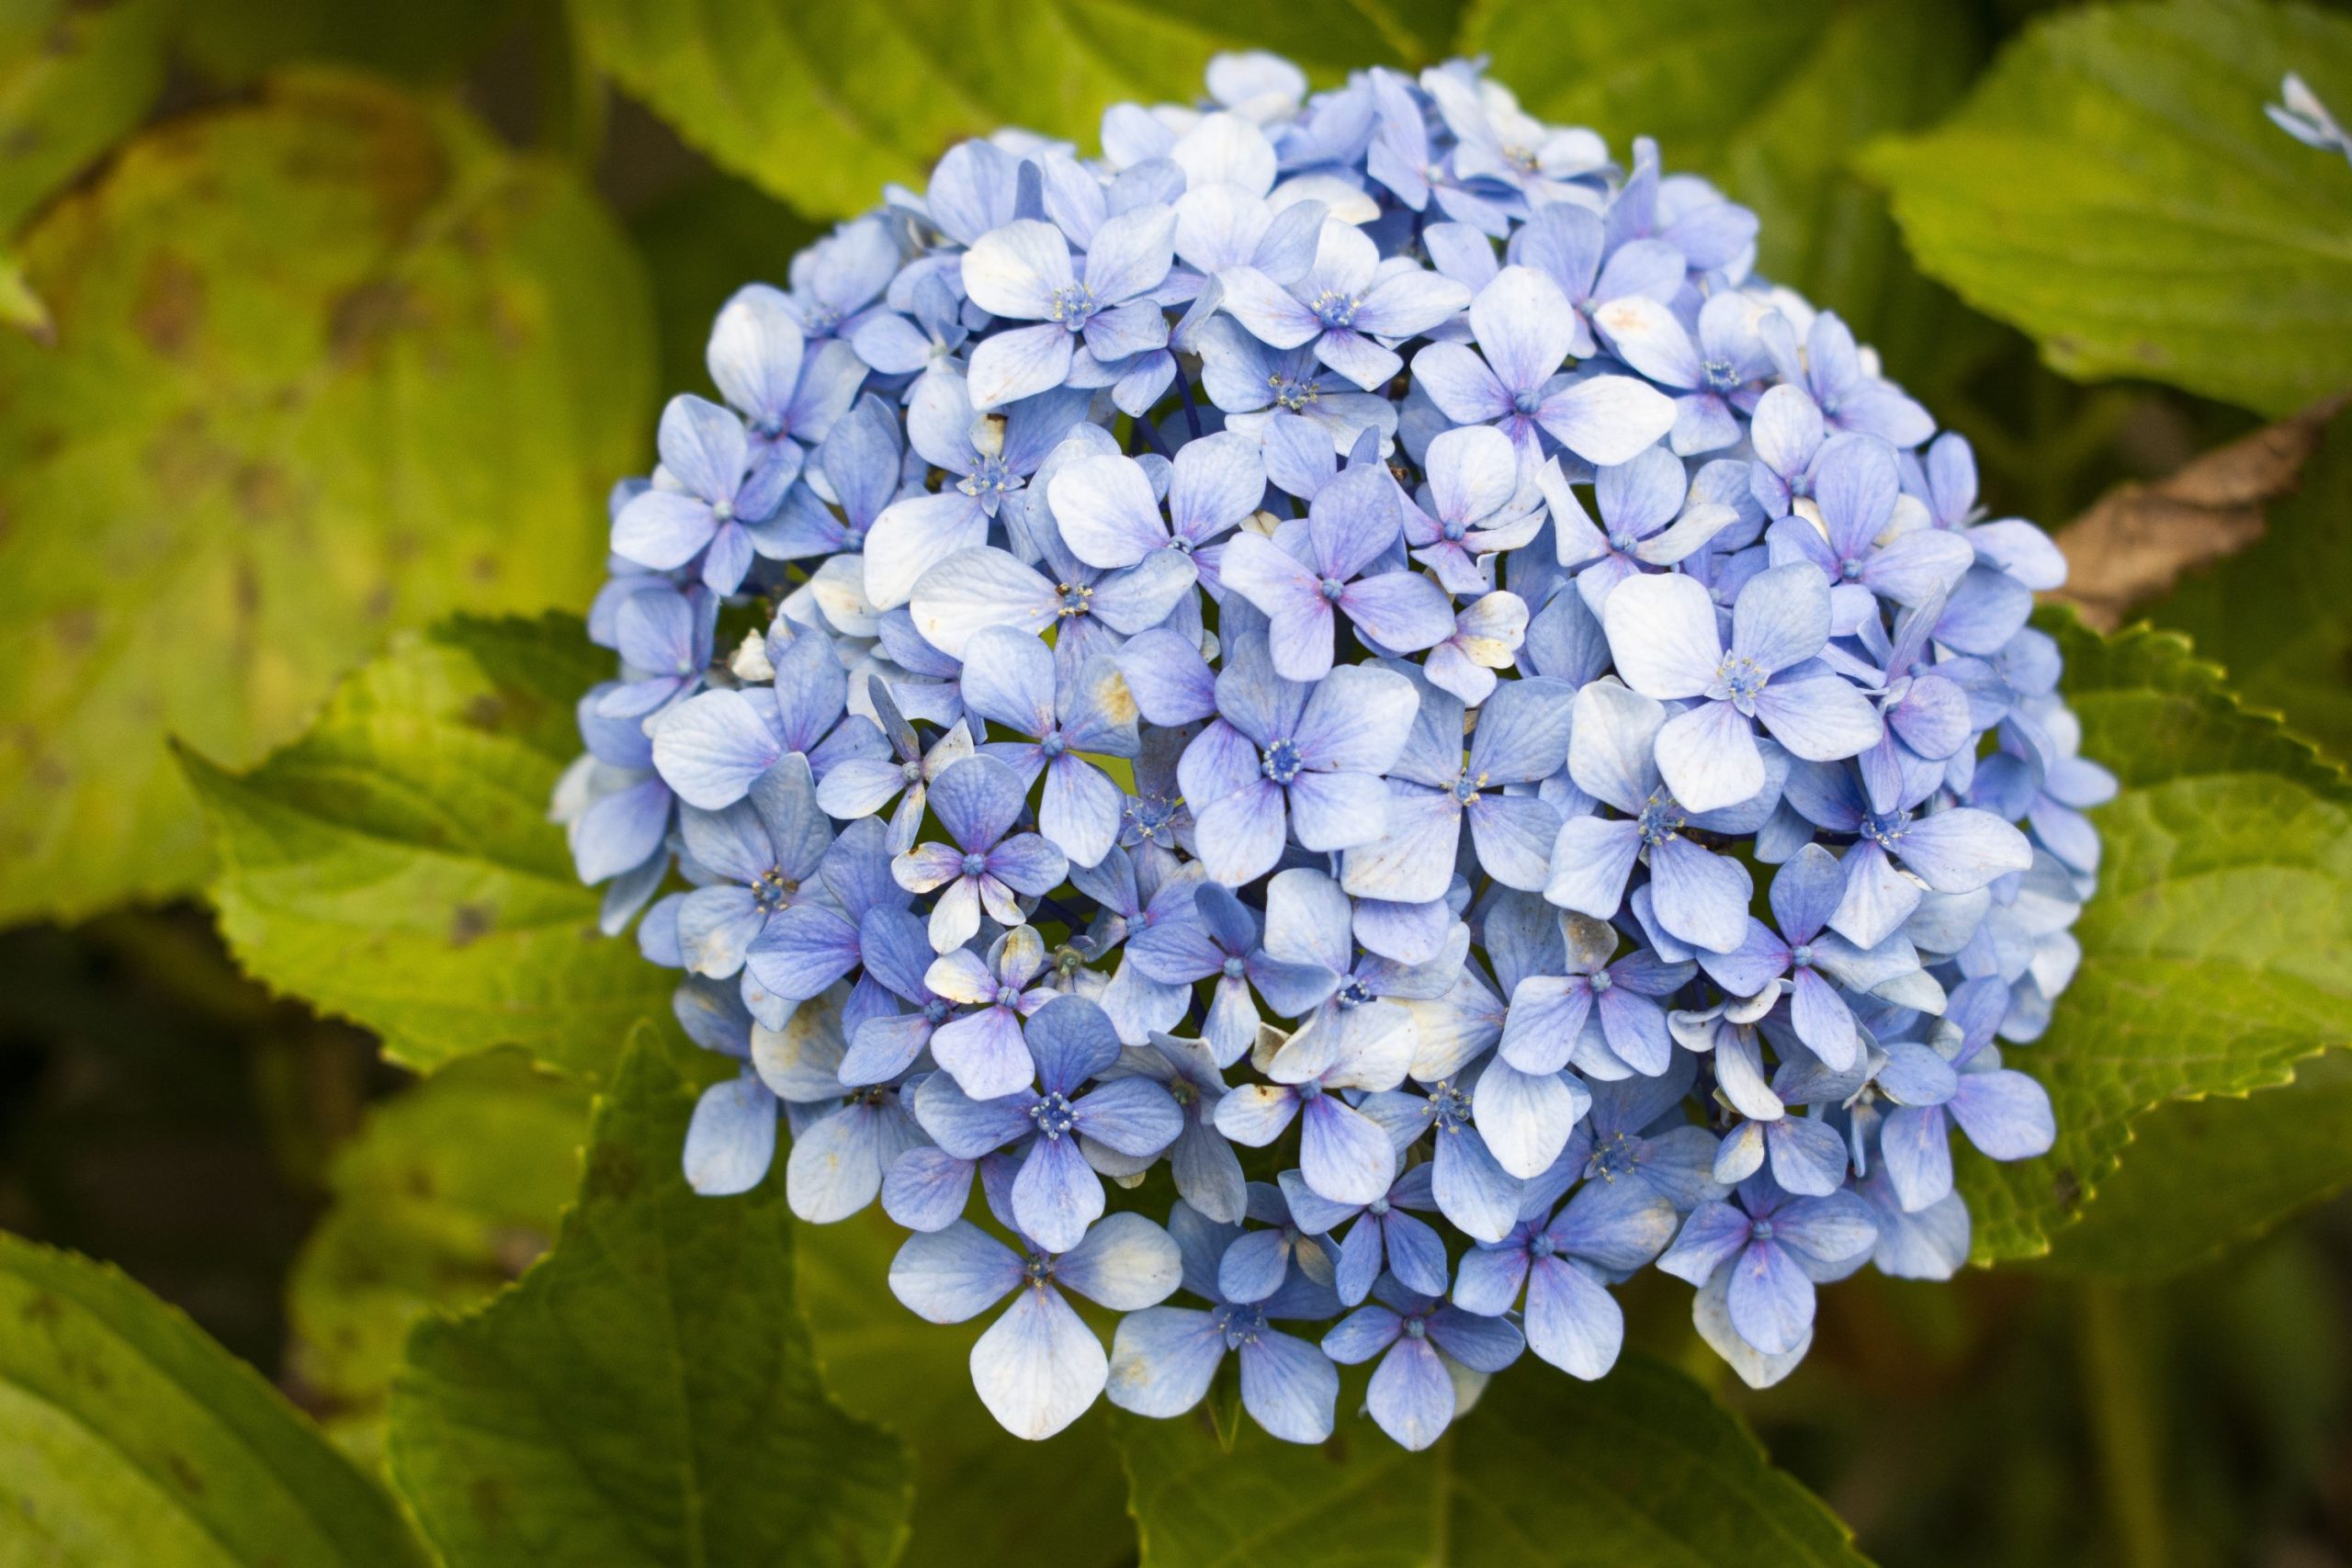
(569, 0), (1441, 219)
(185, 613), (675, 1078)
(386, 1027), (912, 1568)
(1961, 615), (2352, 1259)
(1119, 1353), (1871, 1566)
(0, 1231), (425, 1565)
(2049, 1046), (2352, 1279)
(0, 72), (653, 922)
(1863, 0), (2352, 416)
(0, 0), (171, 231)
(288, 1050), (591, 1462)
(175, 0), (519, 83)
(797, 1210), (1139, 1568)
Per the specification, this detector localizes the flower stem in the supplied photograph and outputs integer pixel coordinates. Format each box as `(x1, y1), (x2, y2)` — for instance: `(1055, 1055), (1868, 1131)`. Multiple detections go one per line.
(2077, 1281), (2170, 1568)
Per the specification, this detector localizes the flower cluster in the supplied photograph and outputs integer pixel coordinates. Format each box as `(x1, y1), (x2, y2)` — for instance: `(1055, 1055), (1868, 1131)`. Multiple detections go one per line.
(555, 52), (2105, 1450)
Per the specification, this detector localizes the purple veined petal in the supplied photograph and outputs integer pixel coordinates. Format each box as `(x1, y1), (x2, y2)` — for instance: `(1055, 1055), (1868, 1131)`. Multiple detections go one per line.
(1238, 1328), (1340, 1444)
(1314, 334), (1397, 398)
(1694, 1258), (1810, 1389)
(1049, 452), (1167, 568)
(1860, 528), (1974, 606)
(1080, 205), (1180, 305)
(909, 546), (1058, 657)
(1351, 265), (1473, 341)
(1647, 835), (1753, 955)
(1523, 1256), (1623, 1379)
(864, 489), (987, 611)
(1591, 295), (1702, 390)
(924, 947), (999, 1007)
(1086, 549), (1197, 635)
(1451, 1239), (1529, 1316)
(1468, 794), (1563, 893)
(913, 1070), (1033, 1158)
(1892, 807), (2033, 894)
(743, 904), (863, 1002)
(1593, 987), (1671, 1077)
(1551, 1173), (1679, 1270)
(1037, 754), (1120, 869)
(1434, 1128), (1525, 1244)
(1013, 1133), (1106, 1253)
(1880, 1104), (1955, 1213)
(1890, 674), (1973, 761)
(1261, 866), (1355, 977)
(959, 625), (1057, 738)
(1217, 264), (1324, 348)
(1969, 519), (2069, 591)
(1306, 463), (1404, 582)
(1286, 770), (1396, 854)
(1426, 1302), (1524, 1372)
(985, 832), (1070, 897)
(1219, 534), (1334, 681)
(1299, 1095), (1397, 1206)
(1534, 375), (1677, 466)
(840, 1013), (933, 1088)
(1731, 561), (1832, 674)
(894, 841), (967, 898)
(1169, 428), (1268, 541)
(1766, 1116), (1849, 1198)
(1107, 1306), (1227, 1417)
(882, 1145), (976, 1232)
(1655, 699), (1764, 817)
(1861, 1172), (1972, 1282)
(682, 1074), (776, 1196)
(1343, 788), (1464, 907)
(891, 1220), (1024, 1322)
(1772, 1190), (1878, 1272)
(1365, 1335), (1455, 1450)
(1170, 1121), (1248, 1224)
(1341, 570), (1456, 654)
(1949, 1069), (2056, 1160)
(1072, 1076), (1182, 1158)
(1472, 1057), (1586, 1179)
(1293, 661), (1420, 773)
(970, 1281), (1108, 1439)
(1330, 1217), (1386, 1307)
(1725, 1239), (1814, 1357)
(1787, 967), (1857, 1069)
(1114, 628), (1217, 726)
(1217, 1227), (1295, 1303)
(1469, 266), (1576, 395)
(1500, 976), (1595, 1076)
(1193, 780), (1289, 886)
(1320, 1303), (1403, 1365)
(1605, 571), (1724, 701)
(1749, 383), (1823, 483)
(707, 285), (806, 428)
(655, 393), (752, 503)
(1410, 342), (1515, 424)
(1083, 299), (1173, 365)
(1217, 1083), (1307, 1151)
(1811, 436), (1899, 559)
(1752, 676), (1883, 766)
(1566, 678), (1666, 815)
(1544, 815), (1644, 922)
(1382, 1211), (1450, 1300)
(1656, 1199), (1752, 1286)
(1770, 841), (1847, 942)
(1827, 840), (1921, 949)
(1695, 918), (1789, 998)
(962, 219), (1074, 319)
(651, 690), (784, 810)
(967, 322), (1077, 411)
(928, 1008), (1035, 1103)
(1025, 993), (1124, 1094)
(571, 776), (673, 883)
(786, 1100), (899, 1223)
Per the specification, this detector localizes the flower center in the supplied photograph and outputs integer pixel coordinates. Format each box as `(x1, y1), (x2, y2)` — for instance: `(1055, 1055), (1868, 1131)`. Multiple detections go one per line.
(1269, 370), (1319, 411)
(961, 852), (990, 876)
(1750, 1219), (1776, 1242)
(1309, 288), (1361, 328)
(711, 498), (736, 523)
(1512, 387), (1543, 415)
(1317, 577), (1346, 602)
(1863, 812), (1909, 853)
(1030, 1090), (1079, 1139)
(1636, 792), (1687, 848)
(1401, 1316), (1428, 1339)
(1222, 955), (1247, 979)
(1588, 1130), (1640, 1180)
(1450, 769), (1487, 805)
(1715, 653), (1769, 711)
(1261, 738), (1305, 784)
(1791, 942), (1815, 968)
(1702, 356), (1740, 393)
(1588, 968), (1613, 993)
(1057, 582), (1094, 619)
(1046, 282), (1100, 326)
(901, 759), (924, 784)
(751, 867), (797, 914)
(1427, 1080), (1472, 1134)
(959, 456), (1019, 504)
(1529, 1233), (1558, 1258)
(1216, 1302), (1268, 1346)
(1336, 976), (1374, 1007)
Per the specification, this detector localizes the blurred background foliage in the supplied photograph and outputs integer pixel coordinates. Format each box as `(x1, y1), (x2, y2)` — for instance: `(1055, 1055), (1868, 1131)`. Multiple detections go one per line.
(2, 0), (2350, 1564)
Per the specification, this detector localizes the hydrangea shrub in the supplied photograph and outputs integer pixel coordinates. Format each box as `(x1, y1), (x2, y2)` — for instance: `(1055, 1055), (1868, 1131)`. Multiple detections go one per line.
(556, 51), (2101, 1450)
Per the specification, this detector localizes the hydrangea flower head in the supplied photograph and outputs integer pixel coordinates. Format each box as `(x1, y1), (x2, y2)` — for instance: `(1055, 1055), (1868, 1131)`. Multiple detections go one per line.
(565, 50), (2093, 1447)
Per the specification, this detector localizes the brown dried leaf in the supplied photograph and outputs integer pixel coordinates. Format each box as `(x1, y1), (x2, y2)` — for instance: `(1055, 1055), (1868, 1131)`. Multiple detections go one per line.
(2052, 394), (2347, 630)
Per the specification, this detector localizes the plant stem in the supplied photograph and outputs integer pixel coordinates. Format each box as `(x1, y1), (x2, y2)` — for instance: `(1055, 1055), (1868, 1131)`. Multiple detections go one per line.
(2077, 1281), (2170, 1568)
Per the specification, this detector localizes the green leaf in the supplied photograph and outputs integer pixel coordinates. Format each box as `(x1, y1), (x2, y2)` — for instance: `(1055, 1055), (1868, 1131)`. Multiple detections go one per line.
(795, 1211), (1140, 1568)
(0, 0), (172, 233)
(0, 1231), (425, 1565)
(1960, 615), (2352, 1260)
(288, 1050), (591, 1461)
(1466, 0), (1990, 383)
(2145, 413), (2352, 764)
(184, 613), (675, 1077)
(0, 72), (653, 923)
(567, 0), (1442, 219)
(2048, 1046), (2352, 1279)
(1118, 1353), (1871, 1566)
(386, 1027), (912, 1568)
(1861, 0), (2352, 416)
(175, 0), (518, 84)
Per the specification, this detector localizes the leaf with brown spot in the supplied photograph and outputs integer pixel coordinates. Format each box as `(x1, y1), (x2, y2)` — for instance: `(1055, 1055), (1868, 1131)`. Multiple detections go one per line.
(0, 72), (652, 923)
(2051, 395), (2346, 631)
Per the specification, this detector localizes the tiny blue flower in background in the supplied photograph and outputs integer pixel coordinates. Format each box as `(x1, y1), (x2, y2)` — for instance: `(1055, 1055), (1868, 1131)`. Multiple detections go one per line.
(568, 48), (2100, 1440)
